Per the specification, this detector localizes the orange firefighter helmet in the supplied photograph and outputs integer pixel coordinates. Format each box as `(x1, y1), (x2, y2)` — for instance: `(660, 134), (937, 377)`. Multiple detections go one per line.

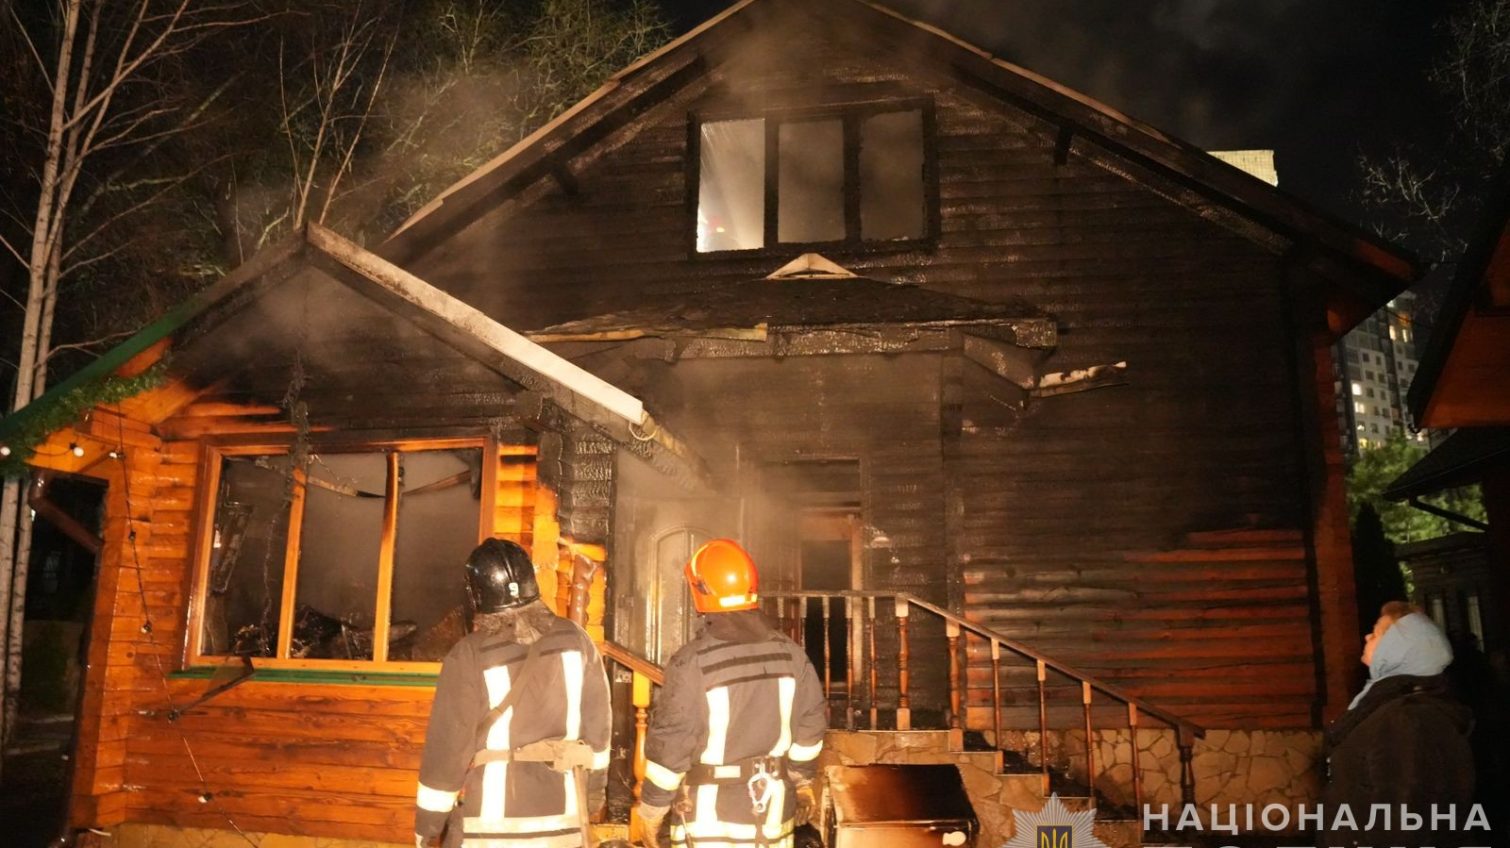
(685, 538), (760, 613)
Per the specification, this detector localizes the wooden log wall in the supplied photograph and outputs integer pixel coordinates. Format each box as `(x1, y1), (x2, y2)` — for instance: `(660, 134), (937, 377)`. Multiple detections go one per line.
(413, 5), (1331, 729)
(69, 415), (552, 842)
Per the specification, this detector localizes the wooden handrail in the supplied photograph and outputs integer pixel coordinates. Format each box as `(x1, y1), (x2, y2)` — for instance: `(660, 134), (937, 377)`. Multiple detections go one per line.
(764, 588), (1204, 809)
(601, 640), (665, 685)
(761, 589), (1204, 740)
(600, 640), (664, 842)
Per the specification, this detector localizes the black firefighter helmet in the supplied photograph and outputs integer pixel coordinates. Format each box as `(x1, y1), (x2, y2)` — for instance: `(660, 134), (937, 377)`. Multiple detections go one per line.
(464, 538), (541, 615)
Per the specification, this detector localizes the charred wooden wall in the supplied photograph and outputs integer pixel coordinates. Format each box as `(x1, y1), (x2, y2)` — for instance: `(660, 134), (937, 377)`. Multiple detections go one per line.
(414, 5), (1322, 729)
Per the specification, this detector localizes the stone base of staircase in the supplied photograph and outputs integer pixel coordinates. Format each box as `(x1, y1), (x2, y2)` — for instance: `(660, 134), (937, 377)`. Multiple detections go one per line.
(820, 729), (1143, 848)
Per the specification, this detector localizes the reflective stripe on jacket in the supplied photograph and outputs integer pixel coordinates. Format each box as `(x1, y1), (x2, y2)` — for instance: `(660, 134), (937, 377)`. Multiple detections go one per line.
(415, 616), (611, 848)
(642, 612), (826, 847)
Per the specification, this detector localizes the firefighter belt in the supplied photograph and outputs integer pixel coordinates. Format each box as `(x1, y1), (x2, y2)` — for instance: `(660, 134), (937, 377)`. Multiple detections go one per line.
(683, 755), (788, 786)
(469, 738), (596, 773)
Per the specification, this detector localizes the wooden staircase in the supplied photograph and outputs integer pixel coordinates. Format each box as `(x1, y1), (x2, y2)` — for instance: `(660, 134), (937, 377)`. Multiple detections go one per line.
(600, 590), (1206, 847)
(821, 727), (1147, 847)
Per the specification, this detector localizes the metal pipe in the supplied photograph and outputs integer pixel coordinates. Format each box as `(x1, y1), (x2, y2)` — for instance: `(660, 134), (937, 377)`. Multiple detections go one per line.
(28, 472), (102, 556)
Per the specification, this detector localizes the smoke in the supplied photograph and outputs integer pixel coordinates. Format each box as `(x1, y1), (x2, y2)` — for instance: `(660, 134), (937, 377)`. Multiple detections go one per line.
(884, 0), (1344, 146)
(664, 0), (1449, 223)
(888, 0), (1453, 220)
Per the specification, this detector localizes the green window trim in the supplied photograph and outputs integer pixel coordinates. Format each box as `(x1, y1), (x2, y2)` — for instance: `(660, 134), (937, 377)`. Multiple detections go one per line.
(170, 666), (439, 687)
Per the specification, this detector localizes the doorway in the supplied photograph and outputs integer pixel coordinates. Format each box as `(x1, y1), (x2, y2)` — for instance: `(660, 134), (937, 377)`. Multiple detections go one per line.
(798, 511), (861, 698)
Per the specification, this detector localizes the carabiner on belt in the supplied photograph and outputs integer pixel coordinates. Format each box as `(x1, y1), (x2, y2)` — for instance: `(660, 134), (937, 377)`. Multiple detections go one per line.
(747, 759), (777, 816)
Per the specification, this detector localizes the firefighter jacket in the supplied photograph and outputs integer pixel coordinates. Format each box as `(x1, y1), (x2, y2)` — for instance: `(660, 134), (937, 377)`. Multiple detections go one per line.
(641, 611), (827, 848)
(415, 613), (611, 848)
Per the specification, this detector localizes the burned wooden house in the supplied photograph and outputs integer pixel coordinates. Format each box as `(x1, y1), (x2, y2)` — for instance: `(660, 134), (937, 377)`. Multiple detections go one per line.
(1, 0), (1418, 845)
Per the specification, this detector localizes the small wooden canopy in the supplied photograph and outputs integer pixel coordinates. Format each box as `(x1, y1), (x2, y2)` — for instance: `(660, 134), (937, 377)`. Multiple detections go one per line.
(0, 224), (710, 487)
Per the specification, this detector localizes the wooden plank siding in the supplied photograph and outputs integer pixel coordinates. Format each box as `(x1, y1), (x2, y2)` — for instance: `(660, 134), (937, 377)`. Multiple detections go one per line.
(411, 7), (1326, 730)
(67, 415), (553, 842)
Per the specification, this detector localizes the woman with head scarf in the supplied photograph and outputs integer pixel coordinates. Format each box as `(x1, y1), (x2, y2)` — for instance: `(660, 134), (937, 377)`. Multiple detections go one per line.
(1320, 602), (1477, 848)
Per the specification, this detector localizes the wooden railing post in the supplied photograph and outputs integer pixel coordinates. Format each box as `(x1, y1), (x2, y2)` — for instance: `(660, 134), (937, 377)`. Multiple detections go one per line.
(628, 670), (653, 843)
(946, 620), (961, 730)
(1082, 682), (1096, 811)
(991, 639), (1002, 749)
(746, 590), (1207, 802)
(1036, 659), (1050, 797)
(867, 596), (878, 730)
(844, 596), (855, 730)
(821, 596), (832, 722)
(1177, 723), (1197, 809)
(1128, 703), (1143, 817)
(895, 596), (910, 730)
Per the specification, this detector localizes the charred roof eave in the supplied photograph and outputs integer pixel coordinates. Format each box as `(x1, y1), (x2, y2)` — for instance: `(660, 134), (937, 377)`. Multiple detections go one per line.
(530, 317), (1057, 353)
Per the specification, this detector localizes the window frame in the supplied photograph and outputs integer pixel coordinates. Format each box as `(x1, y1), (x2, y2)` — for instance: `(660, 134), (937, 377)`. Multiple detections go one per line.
(687, 97), (940, 258)
(186, 435), (497, 673)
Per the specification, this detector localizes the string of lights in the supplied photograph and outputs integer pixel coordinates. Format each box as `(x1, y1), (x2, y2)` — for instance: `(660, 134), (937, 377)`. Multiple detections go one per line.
(109, 413), (261, 848)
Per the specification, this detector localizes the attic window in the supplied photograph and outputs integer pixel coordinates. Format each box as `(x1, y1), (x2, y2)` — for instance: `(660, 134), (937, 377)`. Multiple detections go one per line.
(695, 103), (933, 253)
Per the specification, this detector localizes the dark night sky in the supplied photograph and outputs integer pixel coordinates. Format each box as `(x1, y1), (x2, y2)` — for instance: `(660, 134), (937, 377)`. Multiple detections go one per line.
(661, 0), (1462, 236)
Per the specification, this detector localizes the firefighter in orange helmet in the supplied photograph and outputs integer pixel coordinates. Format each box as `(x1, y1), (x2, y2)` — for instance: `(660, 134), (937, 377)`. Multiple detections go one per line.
(636, 539), (827, 848)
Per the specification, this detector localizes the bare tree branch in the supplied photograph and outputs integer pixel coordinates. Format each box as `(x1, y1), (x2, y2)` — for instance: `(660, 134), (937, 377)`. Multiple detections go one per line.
(42, 330), (139, 361)
(6, 6), (55, 94)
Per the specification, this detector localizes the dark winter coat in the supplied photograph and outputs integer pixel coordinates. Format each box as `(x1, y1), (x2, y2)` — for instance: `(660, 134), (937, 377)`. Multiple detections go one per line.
(1320, 673), (1476, 848)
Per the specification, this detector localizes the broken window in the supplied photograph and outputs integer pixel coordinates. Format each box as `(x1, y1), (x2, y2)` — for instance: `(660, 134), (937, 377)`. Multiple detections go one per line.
(695, 103), (932, 252)
(778, 119), (846, 243)
(697, 119), (766, 252)
(195, 444), (487, 668)
(293, 453), (386, 660)
(392, 449), (484, 661)
(859, 110), (926, 240)
(202, 455), (293, 658)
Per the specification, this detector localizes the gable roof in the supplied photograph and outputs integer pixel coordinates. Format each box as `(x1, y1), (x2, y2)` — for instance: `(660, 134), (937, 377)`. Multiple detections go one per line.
(379, 0), (1416, 327)
(0, 224), (710, 487)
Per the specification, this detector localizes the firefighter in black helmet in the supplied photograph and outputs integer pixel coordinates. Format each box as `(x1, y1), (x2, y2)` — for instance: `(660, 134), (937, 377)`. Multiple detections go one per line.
(636, 539), (827, 848)
(414, 538), (611, 848)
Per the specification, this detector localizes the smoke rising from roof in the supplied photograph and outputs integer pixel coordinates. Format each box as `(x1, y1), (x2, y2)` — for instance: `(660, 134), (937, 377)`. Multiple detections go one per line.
(665, 0), (1450, 225)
